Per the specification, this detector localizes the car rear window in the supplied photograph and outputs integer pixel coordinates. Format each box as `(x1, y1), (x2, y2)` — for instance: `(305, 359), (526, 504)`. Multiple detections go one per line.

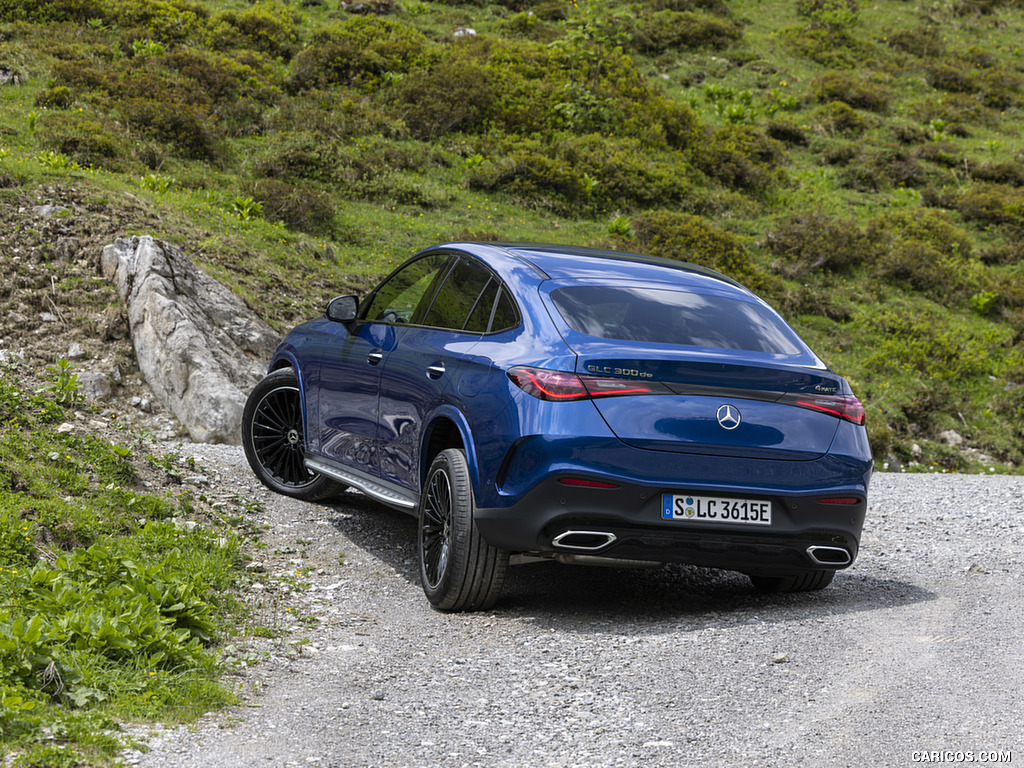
(550, 285), (805, 355)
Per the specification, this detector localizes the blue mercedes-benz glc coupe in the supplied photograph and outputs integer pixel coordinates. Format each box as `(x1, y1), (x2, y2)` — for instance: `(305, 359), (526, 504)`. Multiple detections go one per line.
(242, 242), (872, 611)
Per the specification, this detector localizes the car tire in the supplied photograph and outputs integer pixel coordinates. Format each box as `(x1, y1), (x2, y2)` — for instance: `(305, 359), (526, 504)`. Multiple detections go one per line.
(748, 570), (835, 593)
(418, 448), (509, 612)
(242, 368), (345, 501)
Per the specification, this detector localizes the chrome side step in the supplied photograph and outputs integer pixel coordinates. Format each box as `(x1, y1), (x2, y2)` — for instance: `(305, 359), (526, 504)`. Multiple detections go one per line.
(305, 456), (418, 513)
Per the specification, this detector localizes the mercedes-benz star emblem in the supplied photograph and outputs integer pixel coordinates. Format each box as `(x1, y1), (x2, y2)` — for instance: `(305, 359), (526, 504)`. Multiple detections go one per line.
(716, 404), (741, 430)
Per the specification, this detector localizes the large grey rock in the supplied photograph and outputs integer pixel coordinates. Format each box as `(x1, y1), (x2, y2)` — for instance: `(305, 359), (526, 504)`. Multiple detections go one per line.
(101, 236), (281, 444)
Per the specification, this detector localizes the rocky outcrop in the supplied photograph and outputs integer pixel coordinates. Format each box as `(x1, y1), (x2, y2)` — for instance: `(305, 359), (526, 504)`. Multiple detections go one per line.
(101, 236), (281, 444)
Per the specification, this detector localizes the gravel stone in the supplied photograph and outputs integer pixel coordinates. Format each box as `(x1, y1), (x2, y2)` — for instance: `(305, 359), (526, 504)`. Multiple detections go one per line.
(122, 447), (1024, 767)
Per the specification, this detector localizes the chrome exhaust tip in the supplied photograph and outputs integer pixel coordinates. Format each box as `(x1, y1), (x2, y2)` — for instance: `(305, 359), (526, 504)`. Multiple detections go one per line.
(806, 545), (852, 566)
(552, 530), (617, 552)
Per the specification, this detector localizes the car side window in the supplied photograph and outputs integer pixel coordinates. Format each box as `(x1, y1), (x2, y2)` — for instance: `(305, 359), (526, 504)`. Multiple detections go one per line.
(464, 278), (500, 332)
(362, 253), (452, 324)
(488, 287), (519, 333)
(421, 257), (495, 331)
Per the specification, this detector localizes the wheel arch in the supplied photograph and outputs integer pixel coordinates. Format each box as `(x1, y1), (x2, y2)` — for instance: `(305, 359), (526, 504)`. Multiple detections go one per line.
(420, 406), (480, 502)
(266, 351), (312, 446)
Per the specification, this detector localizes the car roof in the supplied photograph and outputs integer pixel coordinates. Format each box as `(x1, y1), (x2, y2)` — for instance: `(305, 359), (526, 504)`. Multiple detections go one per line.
(438, 242), (753, 297)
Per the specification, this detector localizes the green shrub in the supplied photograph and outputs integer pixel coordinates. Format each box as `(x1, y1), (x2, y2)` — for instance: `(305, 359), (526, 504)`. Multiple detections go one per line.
(248, 179), (337, 236)
(0, 506), (35, 567)
(50, 58), (117, 93)
(822, 141), (858, 165)
(974, 162), (1024, 187)
(220, 3), (299, 59)
(908, 93), (994, 128)
(34, 85), (73, 108)
(869, 209), (980, 298)
(915, 141), (964, 169)
(870, 208), (975, 257)
(467, 134), (693, 212)
(119, 97), (217, 160)
(630, 10), (741, 53)
(286, 18), (437, 92)
(981, 242), (1024, 266)
(885, 27), (945, 58)
(925, 63), (976, 94)
(890, 122), (927, 145)
(104, 0), (211, 45)
(815, 100), (868, 136)
(796, 0), (860, 31)
(836, 164), (883, 192)
(952, 0), (1023, 15)
(689, 125), (784, 195)
(810, 71), (891, 112)
(863, 307), (998, 383)
(991, 383), (1024, 450)
(765, 119), (808, 146)
(467, 146), (589, 211)
(779, 24), (862, 68)
(504, 10), (557, 40)
(639, 97), (700, 151)
(0, 0), (103, 22)
(980, 269), (1024, 313)
(159, 51), (257, 104)
(956, 183), (1024, 227)
(632, 209), (779, 296)
(870, 147), (927, 188)
(268, 94), (407, 140)
(874, 241), (977, 298)
(763, 210), (877, 274)
(35, 114), (125, 167)
(977, 68), (1024, 110)
(396, 56), (495, 139)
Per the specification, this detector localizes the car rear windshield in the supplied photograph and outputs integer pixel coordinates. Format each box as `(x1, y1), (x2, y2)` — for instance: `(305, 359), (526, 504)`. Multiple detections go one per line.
(550, 285), (805, 355)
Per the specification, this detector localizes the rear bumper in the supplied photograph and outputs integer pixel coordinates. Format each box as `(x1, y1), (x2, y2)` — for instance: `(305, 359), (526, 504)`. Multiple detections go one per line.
(475, 476), (868, 575)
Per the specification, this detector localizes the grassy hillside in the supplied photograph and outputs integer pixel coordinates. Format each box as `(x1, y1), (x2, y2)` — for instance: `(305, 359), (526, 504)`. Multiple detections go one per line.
(1, 0), (1023, 474)
(1, 1), (1024, 762)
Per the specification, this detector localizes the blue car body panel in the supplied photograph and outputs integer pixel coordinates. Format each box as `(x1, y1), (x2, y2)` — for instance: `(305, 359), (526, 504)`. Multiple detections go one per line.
(264, 241), (873, 576)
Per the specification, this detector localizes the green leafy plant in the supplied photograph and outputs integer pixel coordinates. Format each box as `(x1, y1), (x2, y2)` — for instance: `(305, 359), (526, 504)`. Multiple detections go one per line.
(229, 196), (262, 220)
(38, 359), (81, 405)
(796, 0), (860, 32)
(607, 215), (633, 238)
(140, 173), (174, 193)
(132, 38), (166, 57)
(970, 291), (999, 316)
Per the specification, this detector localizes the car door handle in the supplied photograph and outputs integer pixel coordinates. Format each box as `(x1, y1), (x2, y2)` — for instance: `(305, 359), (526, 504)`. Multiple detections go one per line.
(366, 350), (384, 365)
(426, 362), (445, 380)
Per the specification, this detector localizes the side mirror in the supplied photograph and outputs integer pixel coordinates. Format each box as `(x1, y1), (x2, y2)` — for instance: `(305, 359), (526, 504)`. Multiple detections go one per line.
(325, 294), (359, 323)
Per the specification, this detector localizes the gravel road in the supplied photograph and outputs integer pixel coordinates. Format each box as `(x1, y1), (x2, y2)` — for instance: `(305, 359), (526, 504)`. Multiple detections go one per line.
(123, 445), (1023, 768)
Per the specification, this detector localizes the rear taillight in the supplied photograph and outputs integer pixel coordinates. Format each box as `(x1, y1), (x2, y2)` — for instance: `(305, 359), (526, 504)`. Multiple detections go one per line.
(785, 393), (866, 426)
(507, 367), (589, 401)
(508, 366), (671, 402)
(581, 376), (671, 398)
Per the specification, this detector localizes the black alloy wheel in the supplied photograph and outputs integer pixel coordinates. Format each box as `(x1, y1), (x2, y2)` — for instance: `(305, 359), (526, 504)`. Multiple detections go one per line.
(418, 448), (508, 612)
(242, 368), (343, 501)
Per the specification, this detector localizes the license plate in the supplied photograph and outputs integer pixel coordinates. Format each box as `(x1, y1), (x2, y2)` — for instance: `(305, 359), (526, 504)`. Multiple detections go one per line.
(662, 494), (772, 526)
